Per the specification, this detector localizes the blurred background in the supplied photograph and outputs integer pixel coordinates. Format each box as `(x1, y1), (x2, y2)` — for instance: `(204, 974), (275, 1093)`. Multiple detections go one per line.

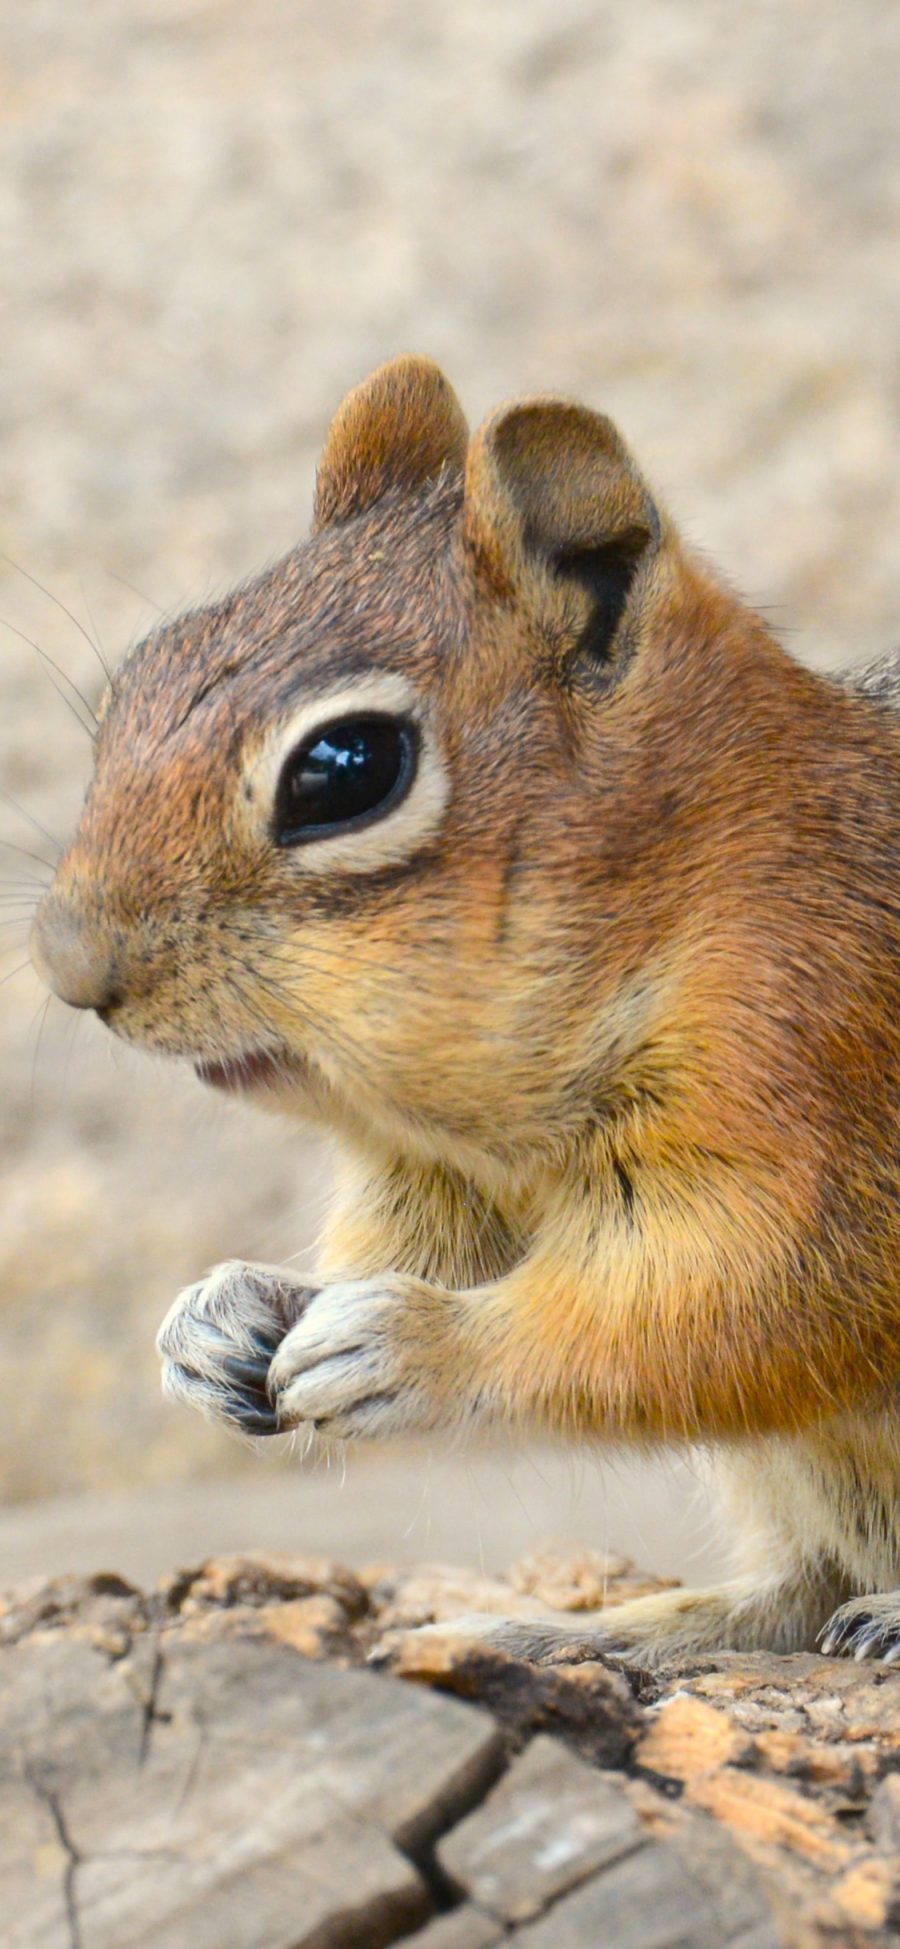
(1, 0), (899, 1590)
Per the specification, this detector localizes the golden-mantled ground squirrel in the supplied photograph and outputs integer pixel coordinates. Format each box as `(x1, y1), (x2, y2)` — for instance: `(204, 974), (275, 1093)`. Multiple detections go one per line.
(31, 357), (900, 1666)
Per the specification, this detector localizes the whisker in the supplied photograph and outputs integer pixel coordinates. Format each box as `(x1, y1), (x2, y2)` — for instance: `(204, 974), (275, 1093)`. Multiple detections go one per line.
(0, 839), (56, 875)
(78, 580), (112, 681)
(61, 1005), (84, 1100)
(0, 549), (110, 680)
(0, 614), (98, 735)
(265, 923), (492, 986)
(0, 959), (33, 988)
(104, 566), (164, 618)
(264, 939), (523, 1048)
(40, 666), (97, 741)
(232, 962), (372, 1090)
(258, 952), (403, 1036)
(0, 791), (63, 855)
(37, 666), (95, 742)
(268, 935), (443, 987)
(30, 992), (52, 1108)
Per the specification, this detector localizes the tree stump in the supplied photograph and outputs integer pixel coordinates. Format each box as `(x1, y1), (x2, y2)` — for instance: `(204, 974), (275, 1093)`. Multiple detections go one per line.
(2, 1548), (898, 1947)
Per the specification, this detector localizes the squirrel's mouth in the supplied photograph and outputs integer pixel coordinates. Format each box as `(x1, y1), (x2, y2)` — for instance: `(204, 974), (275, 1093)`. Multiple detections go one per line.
(195, 1047), (296, 1094)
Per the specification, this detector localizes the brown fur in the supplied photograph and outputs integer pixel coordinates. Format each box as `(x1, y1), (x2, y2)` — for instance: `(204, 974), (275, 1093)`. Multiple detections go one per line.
(31, 357), (900, 1661)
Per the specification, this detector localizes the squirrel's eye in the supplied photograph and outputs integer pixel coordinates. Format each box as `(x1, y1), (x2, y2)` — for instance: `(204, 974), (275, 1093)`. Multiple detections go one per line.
(274, 712), (417, 846)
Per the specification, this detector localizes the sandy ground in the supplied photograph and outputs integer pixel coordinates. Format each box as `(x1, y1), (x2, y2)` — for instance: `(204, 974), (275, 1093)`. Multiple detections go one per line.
(0, 0), (898, 1582)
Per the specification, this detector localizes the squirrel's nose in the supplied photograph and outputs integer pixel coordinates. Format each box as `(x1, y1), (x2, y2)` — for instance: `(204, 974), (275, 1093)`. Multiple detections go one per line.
(31, 899), (122, 1013)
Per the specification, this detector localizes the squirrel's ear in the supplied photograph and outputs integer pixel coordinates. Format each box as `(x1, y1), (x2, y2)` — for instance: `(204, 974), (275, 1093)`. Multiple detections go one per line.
(464, 399), (660, 650)
(313, 356), (469, 531)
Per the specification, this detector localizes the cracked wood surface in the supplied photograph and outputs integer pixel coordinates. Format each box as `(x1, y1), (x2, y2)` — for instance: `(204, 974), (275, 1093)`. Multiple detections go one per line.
(2, 1549), (899, 1947)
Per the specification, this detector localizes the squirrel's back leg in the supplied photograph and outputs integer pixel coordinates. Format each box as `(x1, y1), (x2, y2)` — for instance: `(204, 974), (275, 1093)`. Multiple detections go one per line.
(420, 1564), (846, 1669)
(414, 1440), (858, 1666)
(419, 1419), (900, 1665)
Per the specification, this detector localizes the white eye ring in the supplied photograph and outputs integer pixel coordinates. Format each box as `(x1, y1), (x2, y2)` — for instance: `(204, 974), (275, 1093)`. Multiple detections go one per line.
(240, 673), (449, 874)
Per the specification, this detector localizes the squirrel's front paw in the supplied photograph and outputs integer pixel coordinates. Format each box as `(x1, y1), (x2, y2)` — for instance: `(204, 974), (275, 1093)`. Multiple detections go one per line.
(156, 1260), (311, 1437)
(267, 1277), (455, 1440)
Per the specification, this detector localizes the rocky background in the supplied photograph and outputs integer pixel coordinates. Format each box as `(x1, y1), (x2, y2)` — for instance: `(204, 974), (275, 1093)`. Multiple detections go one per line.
(1, 1), (899, 1574)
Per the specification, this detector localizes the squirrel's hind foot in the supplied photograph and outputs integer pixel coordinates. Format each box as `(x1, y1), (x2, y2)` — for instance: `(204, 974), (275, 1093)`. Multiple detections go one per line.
(820, 1593), (900, 1661)
(402, 1573), (841, 1668)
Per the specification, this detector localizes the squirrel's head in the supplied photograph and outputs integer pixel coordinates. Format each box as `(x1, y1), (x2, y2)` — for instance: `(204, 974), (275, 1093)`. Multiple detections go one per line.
(32, 357), (766, 1175)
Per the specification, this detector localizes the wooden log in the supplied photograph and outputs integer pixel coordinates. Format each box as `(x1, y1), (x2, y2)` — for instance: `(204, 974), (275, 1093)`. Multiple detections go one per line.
(2, 1549), (899, 1946)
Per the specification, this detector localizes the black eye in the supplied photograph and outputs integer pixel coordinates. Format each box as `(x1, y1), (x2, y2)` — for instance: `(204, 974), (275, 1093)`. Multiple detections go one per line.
(274, 712), (417, 846)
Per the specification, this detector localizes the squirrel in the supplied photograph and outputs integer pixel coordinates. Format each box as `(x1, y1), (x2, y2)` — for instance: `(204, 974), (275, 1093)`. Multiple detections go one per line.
(29, 354), (900, 1667)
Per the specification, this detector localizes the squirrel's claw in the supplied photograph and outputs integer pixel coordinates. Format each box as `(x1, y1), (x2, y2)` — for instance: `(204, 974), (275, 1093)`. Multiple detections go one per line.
(268, 1277), (441, 1440)
(156, 1259), (310, 1440)
(820, 1594), (900, 1661)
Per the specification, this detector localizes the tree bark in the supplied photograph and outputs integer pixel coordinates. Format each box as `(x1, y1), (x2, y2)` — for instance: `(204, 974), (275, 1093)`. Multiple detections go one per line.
(2, 1547), (897, 1947)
